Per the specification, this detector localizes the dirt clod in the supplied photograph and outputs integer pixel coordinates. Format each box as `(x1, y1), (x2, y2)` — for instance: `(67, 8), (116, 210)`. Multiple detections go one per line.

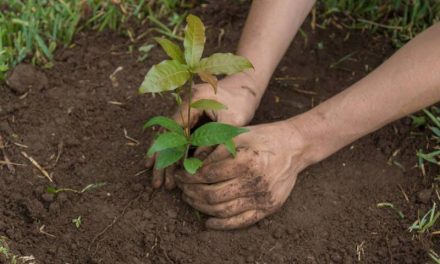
(417, 188), (432, 204)
(6, 64), (48, 94)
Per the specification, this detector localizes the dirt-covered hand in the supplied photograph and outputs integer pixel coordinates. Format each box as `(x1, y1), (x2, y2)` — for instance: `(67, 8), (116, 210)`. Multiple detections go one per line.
(175, 120), (311, 230)
(146, 72), (263, 189)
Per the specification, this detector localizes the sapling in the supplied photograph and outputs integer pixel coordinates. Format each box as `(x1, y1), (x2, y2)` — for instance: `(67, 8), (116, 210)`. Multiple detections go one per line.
(139, 14), (253, 174)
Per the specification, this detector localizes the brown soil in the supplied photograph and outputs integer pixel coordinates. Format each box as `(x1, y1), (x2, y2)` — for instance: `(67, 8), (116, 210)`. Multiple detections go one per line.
(0, 1), (438, 263)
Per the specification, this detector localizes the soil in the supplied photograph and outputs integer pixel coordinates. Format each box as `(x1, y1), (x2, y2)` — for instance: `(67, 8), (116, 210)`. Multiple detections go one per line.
(0, 1), (439, 263)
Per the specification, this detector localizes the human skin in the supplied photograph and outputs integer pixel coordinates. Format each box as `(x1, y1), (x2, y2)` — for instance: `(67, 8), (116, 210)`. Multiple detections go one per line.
(145, 0), (315, 189)
(147, 1), (440, 229)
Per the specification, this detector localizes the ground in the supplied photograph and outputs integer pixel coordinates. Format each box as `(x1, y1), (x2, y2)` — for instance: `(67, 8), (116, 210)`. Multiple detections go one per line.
(0, 2), (438, 264)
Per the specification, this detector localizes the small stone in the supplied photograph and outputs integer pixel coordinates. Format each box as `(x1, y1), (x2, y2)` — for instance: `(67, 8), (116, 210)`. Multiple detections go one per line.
(41, 193), (55, 203)
(49, 202), (61, 215)
(417, 188), (432, 204)
(6, 64), (48, 94)
(57, 193), (68, 203)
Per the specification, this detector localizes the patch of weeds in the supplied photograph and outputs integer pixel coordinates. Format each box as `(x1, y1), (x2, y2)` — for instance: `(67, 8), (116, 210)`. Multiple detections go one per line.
(72, 216), (82, 229)
(414, 107), (440, 177)
(139, 14), (253, 174)
(318, 0), (440, 47)
(0, 0), (189, 81)
(409, 202), (440, 233)
(0, 236), (35, 264)
(46, 182), (106, 194)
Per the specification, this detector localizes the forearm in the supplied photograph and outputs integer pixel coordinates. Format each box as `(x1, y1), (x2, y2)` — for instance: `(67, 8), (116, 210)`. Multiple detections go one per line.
(237, 0), (315, 97)
(294, 23), (440, 164)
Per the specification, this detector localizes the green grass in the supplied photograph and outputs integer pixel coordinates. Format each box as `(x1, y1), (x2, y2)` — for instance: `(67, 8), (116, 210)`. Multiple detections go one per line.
(0, 0), (187, 81)
(318, 0), (440, 47)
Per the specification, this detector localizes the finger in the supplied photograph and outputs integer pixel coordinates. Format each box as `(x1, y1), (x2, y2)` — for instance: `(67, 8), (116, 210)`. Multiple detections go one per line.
(180, 176), (258, 204)
(205, 210), (265, 230)
(145, 155), (155, 168)
(164, 165), (176, 190)
(182, 194), (256, 218)
(194, 146), (215, 160)
(152, 167), (165, 189)
(175, 156), (245, 184)
(203, 144), (232, 165)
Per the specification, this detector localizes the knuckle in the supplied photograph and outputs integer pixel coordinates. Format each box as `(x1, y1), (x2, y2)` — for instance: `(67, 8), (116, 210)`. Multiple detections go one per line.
(205, 191), (221, 204)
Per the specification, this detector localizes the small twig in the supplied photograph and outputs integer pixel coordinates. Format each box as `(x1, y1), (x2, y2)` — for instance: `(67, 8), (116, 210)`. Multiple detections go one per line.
(397, 184), (410, 204)
(13, 142), (28, 148)
(108, 101), (124, 106)
(293, 88), (317, 96)
(89, 192), (148, 252)
(385, 237), (393, 264)
(134, 168), (149, 177)
(0, 135), (15, 174)
(21, 151), (53, 182)
(0, 160), (26, 166)
(123, 128), (140, 145)
(39, 225), (56, 238)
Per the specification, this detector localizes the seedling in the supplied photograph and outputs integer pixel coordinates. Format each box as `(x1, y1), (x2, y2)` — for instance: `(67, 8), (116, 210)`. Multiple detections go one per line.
(377, 202), (405, 219)
(139, 14), (253, 174)
(72, 216), (82, 229)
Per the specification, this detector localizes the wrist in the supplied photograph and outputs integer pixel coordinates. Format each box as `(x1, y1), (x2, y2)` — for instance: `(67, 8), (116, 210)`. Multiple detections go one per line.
(284, 111), (341, 168)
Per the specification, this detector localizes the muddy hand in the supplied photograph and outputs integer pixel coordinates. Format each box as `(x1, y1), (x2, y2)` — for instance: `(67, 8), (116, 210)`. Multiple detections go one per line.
(176, 120), (312, 230)
(145, 73), (263, 190)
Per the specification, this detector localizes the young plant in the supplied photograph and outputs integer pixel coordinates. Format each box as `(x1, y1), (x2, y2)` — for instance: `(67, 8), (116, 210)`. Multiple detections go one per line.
(72, 216), (82, 229)
(139, 14), (253, 174)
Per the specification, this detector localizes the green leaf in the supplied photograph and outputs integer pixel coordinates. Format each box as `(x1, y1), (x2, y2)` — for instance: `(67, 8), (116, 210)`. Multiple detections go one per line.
(154, 37), (185, 64)
(184, 158), (203, 174)
(139, 60), (190, 93)
(223, 139), (236, 157)
(199, 53), (253, 75)
(190, 99), (227, 111)
(46, 187), (59, 194)
(147, 132), (188, 157)
(156, 146), (186, 169)
(191, 122), (248, 147)
(183, 14), (205, 67)
(143, 116), (184, 134)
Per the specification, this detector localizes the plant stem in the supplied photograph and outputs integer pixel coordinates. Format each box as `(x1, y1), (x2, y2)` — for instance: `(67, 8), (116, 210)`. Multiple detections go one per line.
(184, 74), (194, 159)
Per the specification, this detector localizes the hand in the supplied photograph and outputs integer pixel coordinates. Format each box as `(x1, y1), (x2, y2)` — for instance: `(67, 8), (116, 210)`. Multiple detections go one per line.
(175, 119), (312, 230)
(146, 72), (264, 189)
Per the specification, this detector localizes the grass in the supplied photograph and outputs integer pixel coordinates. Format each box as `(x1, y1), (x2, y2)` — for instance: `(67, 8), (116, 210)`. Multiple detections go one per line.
(0, 0), (188, 81)
(318, 0), (440, 47)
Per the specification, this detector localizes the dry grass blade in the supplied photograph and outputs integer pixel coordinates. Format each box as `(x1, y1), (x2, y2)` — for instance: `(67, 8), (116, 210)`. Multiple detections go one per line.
(21, 151), (53, 182)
